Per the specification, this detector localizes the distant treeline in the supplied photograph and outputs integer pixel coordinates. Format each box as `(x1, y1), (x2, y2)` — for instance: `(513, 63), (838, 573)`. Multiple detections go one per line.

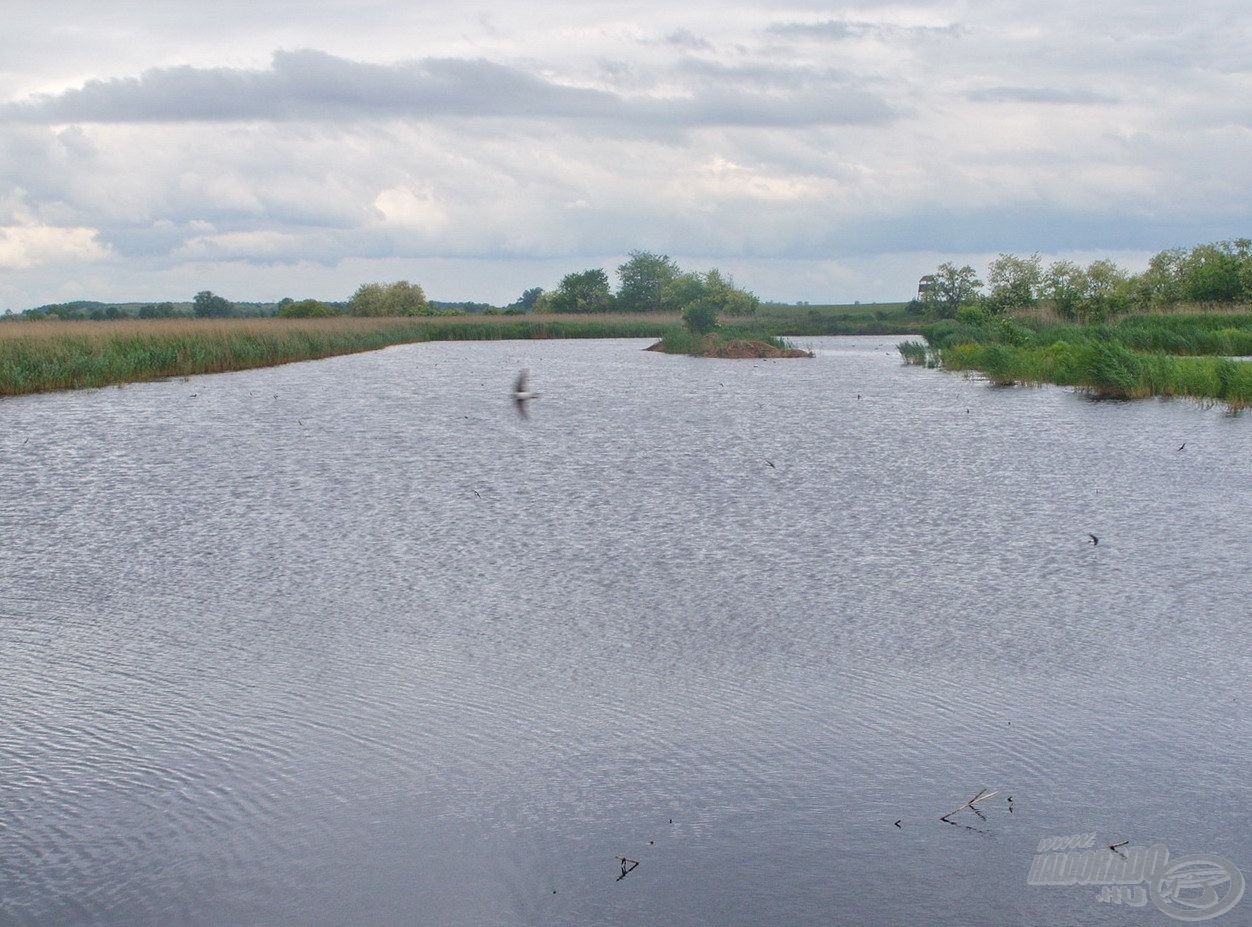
(912, 238), (1252, 322)
(4, 251), (763, 325)
(7, 290), (499, 322)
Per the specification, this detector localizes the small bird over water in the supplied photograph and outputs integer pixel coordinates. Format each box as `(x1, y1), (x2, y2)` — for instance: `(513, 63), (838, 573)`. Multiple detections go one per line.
(512, 369), (539, 418)
(1088, 533), (1099, 546)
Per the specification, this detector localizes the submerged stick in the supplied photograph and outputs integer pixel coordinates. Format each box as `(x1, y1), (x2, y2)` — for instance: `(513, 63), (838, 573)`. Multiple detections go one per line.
(616, 856), (640, 881)
(940, 788), (999, 821)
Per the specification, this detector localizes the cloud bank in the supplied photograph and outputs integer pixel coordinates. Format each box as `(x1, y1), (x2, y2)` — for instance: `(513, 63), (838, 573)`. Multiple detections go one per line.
(1, 0), (1250, 308)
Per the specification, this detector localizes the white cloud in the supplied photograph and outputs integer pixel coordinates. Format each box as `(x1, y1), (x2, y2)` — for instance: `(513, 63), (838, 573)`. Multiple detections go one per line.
(0, 222), (108, 269)
(0, 0), (1249, 308)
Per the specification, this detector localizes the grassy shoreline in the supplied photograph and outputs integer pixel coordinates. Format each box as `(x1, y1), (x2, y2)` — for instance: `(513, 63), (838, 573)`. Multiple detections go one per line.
(901, 309), (1252, 407)
(0, 305), (917, 397)
(0, 314), (681, 396)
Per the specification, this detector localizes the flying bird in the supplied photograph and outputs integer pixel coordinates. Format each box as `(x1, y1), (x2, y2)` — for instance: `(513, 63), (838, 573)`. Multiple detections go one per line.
(512, 369), (539, 418)
(1088, 533), (1099, 546)
(1177, 442), (1186, 451)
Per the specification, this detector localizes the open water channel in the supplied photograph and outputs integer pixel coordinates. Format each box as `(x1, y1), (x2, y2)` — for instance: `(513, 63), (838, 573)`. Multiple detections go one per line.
(2, 336), (1249, 926)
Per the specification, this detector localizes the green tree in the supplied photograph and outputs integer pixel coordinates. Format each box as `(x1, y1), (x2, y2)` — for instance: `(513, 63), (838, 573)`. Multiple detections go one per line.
(918, 263), (982, 318)
(1081, 259), (1131, 321)
(193, 290), (234, 318)
(348, 280), (431, 316)
(682, 297), (721, 334)
(543, 268), (614, 313)
(138, 302), (178, 319)
(616, 250), (682, 313)
(984, 253), (1042, 315)
(1179, 240), (1249, 303)
(1128, 248), (1186, 309)
(676, 268), (760, 333)
(279, 298), (341, 318)
(508, 287), (544, 313)
(1041, 261), (1087, 319)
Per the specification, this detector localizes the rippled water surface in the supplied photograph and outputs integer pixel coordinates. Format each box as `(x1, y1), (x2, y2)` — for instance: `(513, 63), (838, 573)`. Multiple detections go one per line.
(2, 336), (1250, 926)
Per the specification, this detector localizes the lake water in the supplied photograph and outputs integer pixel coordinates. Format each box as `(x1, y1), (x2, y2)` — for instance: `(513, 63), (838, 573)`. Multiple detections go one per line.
(2, 336), (1249, 927)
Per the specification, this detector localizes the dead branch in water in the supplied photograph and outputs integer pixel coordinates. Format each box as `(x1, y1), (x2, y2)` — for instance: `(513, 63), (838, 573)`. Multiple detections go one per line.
(940, 788), (999, 821)
(615, 856), (640, 881)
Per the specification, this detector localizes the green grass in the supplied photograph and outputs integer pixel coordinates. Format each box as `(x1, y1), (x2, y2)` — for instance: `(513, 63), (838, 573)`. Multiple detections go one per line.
(752, 302), (920, 335)
(908, 310), (1252, 407)
(655, 326), (790, 354)
(0, 314), (682, 396)
(0, 305), (916, 396)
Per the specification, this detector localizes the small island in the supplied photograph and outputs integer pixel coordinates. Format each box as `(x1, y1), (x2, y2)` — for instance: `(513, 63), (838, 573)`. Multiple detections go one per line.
(647, 332), (814, 358)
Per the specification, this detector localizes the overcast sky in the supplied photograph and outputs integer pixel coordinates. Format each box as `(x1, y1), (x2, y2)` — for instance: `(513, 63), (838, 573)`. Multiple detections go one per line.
(2, 0), (1250, 309)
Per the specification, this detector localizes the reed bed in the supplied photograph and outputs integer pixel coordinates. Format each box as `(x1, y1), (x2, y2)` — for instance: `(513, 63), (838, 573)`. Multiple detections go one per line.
(913, 311), (1252, 407)
(0, 314), (679, 396)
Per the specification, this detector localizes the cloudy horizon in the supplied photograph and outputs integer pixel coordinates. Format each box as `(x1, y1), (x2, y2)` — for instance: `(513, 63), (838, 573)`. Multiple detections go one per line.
(2, 0), (1250, 310)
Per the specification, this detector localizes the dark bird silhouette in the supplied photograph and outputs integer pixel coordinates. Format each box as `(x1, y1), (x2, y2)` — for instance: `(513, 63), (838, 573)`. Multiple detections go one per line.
(512, 369), (539, 418)
(1088, 533), (1099, 546)
(1177, 442), (1186, 451)
(765, 459), (775, 468)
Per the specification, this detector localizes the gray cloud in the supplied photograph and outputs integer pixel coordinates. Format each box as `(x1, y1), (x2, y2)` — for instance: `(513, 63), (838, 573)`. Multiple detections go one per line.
(968, 87), (1119, 105)
(2, 48), (894, 129)
(3, 50), (618, 123)
(766, 19), (966, 41)
(663, 29), (713, 50)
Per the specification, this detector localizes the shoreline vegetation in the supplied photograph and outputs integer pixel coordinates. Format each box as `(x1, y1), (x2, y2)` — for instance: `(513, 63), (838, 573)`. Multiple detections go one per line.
(0, 306), (898, 397)
(0, 315), (670, 397)
(1, 247), (920, 395)
(898, 237), (1252, 408)
(899, 308), (1252, 408)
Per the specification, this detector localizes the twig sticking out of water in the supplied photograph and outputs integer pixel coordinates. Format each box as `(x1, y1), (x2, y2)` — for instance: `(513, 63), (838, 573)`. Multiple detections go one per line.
(940, 788), (999, 822)
(616, 856), (640, 881)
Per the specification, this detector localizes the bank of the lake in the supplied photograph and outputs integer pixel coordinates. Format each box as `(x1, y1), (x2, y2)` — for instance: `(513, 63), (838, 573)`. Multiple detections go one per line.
(0, 305), (918, 396)
(903, 309), (1252, 407)
(0, 315), (675, 396)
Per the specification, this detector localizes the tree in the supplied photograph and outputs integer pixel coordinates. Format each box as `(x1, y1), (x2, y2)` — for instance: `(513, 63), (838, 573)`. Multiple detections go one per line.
(1179, 240), (1249, 304)
(675, 268), (760, 334)
(279, 298), (341, 318)
(348, 280), (431, 316)
(509, 287), (544, 313)
(138, 302), (178, 319)
(682, 297), (721, 334)
(616, 250), (682, 313)
(1081, 259), (1130, 321)
(918, 263), (982, 318)
(1127, 248), (1186, 309)
(543, 268), (614, 313)
(193, 290), (234, 318)
(985, 253), (1042, 315)
(1041, 261), (1087, 319)
(1040, 259), (1130, 321)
